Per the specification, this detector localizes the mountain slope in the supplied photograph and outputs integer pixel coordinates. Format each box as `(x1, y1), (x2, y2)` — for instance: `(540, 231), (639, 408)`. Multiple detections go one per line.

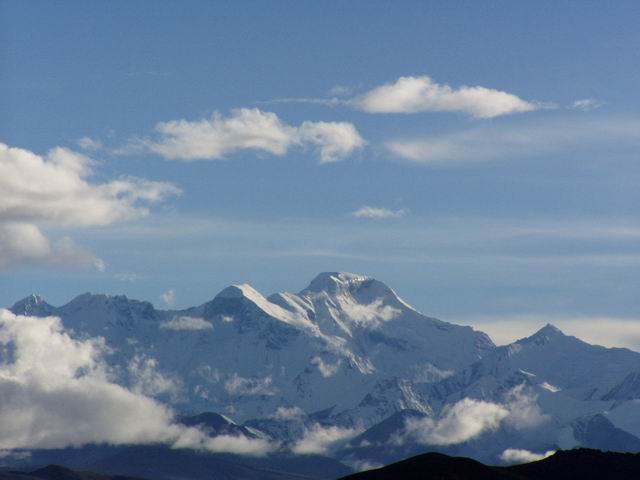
(341, 449), (640, 480)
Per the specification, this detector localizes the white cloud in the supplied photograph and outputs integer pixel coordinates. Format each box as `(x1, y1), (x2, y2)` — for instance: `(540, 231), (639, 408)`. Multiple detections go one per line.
(160, 289), (176, 308)
(504, 385), (549, 429)
(570, 98), (604, 111)
(402, 398), (509, 446)
(500, 448), (555, 464)
(394, 387), (545, 447)
(273, 406), (305, 421)
(160, 316), (213, 331)
(0, 144), (179, 227)
(0, 143), (179, 271)
(341, 299), (401, 325)
(132, 108), (364, 163)
(354, 75), (536, 118)
(0, 309), (275, 456)
(127, 354), (179, 397)
(224, 374), (276, 396)
(171, 429), (276, 456)
(292, 424), (363, 455)
(386, 117), (640, 165)
(0, 223), (104, 271)
(311, 356), (341, 378)
(351, 206), (406, 219)
(76, 136), (103, 151)
(298, 121), (366, 163)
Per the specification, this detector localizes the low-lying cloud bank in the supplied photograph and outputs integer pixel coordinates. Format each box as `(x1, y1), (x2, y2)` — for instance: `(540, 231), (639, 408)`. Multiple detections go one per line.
(395, 385), (548, 446)
(0, 309), (275, 456)
(500, 448), (555, 464)
(292, 424), (363, 455)
(401, 398), (509, 446)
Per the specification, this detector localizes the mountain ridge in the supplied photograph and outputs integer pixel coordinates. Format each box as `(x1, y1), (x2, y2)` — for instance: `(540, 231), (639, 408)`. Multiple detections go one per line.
(5, 272), (640, 466)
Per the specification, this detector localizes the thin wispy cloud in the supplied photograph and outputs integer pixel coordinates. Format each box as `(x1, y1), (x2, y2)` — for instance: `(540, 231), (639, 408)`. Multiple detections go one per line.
(570, 98), (605, 111)
(160, 316), (213, 331)
(124, 108), (365, 164)
(351, 206), (406, 219)
(386, 117), (640, 165)
(76, 136), (104, 151)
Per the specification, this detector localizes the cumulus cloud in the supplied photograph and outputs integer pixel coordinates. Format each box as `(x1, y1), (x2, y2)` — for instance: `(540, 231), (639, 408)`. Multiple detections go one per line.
(0, 309), (275, 455)
(386, 117), (640, 165)
(224, 374), (276, 396)
(0, 223), (102, 271)
(500, 448), (555, 464)
(570, 98), (604, 111)
(0, 143), (179, 271)
(0, 144), (179, 227)
(130, 108), (364, 163)
(354, 75), (536, 118)
(351, 206), (406, 219)
(402, 398), (509, 446)
(298, 121), (365, 163)
(160, 316), (213, 331)
(292, 424), (363, 455)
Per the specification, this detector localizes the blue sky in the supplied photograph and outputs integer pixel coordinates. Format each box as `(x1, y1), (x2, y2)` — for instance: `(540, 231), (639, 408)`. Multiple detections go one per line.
(2, 1), (640, 346)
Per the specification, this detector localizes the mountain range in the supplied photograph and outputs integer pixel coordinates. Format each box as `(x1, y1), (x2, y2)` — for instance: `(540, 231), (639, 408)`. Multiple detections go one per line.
(5, 272), (640, 476)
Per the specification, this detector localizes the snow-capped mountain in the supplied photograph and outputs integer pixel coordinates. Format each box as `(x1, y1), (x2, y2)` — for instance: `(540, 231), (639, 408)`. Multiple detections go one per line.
(7, 272), (640, 465)
(9, 272), (492, 424)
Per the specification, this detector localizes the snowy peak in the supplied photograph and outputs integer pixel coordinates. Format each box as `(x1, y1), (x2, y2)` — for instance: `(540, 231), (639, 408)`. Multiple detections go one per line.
(301, 272), (414, 313)
(10, 293), (54, 316)
(63, 292), (156, 315)
(214, 284), (261, 300)
(206, 283), (315, 331)
(304, 272), (372, 294)
(520, 323), (568, 345)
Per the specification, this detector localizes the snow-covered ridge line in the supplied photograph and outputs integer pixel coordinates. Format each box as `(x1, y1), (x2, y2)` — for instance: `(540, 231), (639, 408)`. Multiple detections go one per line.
(5, 271), (640, 465)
